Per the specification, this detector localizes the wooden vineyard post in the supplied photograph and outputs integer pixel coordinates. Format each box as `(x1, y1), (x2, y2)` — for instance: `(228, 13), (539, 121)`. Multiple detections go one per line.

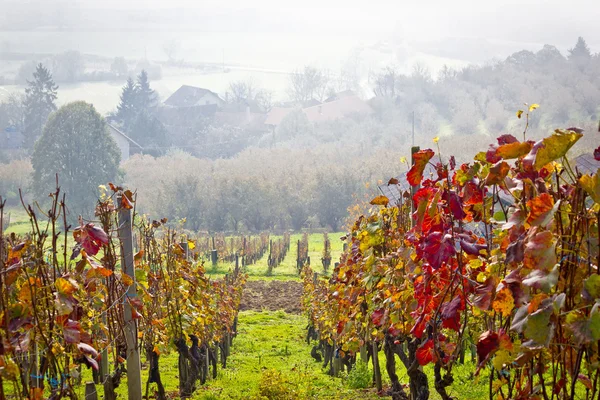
(235, 253), (239, 272)
(296, 240), (300, 270)
(85, 382), (98, 400)
(211, 236), (218, 266)
(372, 340), (382, 391)
(332, 340), (341, 377)
(410, 146), (420, 217)
(118, 195), (143, 400)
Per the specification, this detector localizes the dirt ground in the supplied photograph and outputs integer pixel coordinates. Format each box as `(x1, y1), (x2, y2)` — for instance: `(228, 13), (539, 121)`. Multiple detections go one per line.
(240, 280), (303, 314)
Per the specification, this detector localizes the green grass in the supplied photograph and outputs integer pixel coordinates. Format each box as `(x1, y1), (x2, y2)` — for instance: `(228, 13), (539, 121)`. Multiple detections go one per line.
(206, 233), (345, 281)
(2, 207), (33, 236)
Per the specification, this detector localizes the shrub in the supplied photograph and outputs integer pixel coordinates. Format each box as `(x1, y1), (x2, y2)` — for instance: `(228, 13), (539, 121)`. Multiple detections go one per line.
(345, 360), (371, 389)
(0, 159), (33, 205)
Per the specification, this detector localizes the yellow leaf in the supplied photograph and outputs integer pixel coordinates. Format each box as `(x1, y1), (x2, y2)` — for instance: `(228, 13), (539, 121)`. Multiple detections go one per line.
(579, 170), (600, 204)
(55, 277), (79, 296)
(433, 136), (439, 143)
(122, 274), (134, 286)
(516, 110), (524, 119)
(187, 240), (196, 250)
(529, 103), (539, 112)
(492, 287), (514, 317)
(400, 156), (407, 164)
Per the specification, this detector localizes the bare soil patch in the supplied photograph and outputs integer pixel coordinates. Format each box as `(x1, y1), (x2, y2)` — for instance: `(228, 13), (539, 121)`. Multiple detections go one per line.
(240, 280), (303, 314)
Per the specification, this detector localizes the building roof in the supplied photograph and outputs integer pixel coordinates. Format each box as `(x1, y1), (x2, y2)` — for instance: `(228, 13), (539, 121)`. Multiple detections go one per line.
(108, 124), (143, 150)
(265, 107), (294, 126)
(303, 95), (371, 123)
(164, 85), (223, 108)
(574, 153), (600, 175)
(325, 90), (356, 103)
(214, 112), (268, 131)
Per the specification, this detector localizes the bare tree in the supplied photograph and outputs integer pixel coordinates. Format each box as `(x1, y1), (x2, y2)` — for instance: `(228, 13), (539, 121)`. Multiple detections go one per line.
(287, 66), (329, 104)
(372, 66), (400, 99)
(254, 89), (273, 113)
(227, 79), (255, 103)
(163, 39), (181, 63)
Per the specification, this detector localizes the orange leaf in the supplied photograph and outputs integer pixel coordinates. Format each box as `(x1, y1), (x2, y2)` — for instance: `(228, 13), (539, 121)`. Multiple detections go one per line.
(485, 161), (510, 186)
(526, 193), (557, 227)
(370, 195), (389, 206)
(407, 149), (435, 186)
(496, 141), (532, 160)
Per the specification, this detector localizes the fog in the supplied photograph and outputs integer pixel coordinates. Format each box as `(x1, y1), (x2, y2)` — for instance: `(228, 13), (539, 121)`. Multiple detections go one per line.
(1, 0), (599, 230)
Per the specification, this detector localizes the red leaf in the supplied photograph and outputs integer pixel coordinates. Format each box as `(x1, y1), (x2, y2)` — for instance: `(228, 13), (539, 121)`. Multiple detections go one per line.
(78, 343), (98, 358)
(462, 182), (484, 205)
(476, 331), (499, 371)
(416, 339), (436, 366)
(441, 296), (463, 331)
(446, 191), (466, 220)
(63, 320), (82, 344)
(449, 156), (456, 170)
(407, 149), (435, 186)
(594, 146), (600, 161)
(371, 308), (385, 327)
(423, 231), (455, 269)
(497, 134), (518, 145)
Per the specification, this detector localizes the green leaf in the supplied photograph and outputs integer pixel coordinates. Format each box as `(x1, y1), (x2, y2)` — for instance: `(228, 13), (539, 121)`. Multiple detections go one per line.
(532, 129), (583, 170)
(583, 275), (600, 302)
(524, 306), (553, 346)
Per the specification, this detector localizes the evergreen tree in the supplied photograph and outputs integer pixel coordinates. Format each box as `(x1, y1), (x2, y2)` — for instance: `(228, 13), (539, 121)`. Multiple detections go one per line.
(129, 111), (168, 156)
(115, 77), (138, 132)
(568, 37), (591, 62)
(22, 63), (58, 149)
(135, 70), (157, 111)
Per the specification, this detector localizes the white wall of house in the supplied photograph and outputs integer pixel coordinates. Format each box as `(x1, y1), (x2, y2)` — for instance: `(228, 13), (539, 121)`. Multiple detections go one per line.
(108, 129), (131, 162)
(197, 92), (223, 106)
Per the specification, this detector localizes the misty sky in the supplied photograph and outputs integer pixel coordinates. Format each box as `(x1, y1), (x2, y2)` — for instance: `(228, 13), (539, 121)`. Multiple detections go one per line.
(2, 0), (599, 49)
(73, 0), (600, 46)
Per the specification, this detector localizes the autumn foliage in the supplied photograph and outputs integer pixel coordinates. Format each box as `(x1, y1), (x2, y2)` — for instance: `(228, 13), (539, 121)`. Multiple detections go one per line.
(303, 127), (599, 399)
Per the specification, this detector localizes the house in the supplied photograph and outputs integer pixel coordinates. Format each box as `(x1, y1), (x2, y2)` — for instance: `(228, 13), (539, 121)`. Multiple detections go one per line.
(1, 125), (24, 150)
(302, 95), (371, 123)
(164, 85), (225, 108)
(264, 107), (295, 127)
(107, 124), (143, 162)
(573, 153), (600, 175)
(265, 95), (371, 128)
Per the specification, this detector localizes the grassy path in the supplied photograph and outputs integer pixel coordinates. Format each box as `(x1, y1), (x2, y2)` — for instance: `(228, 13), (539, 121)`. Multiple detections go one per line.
(196, 311), (380, 400)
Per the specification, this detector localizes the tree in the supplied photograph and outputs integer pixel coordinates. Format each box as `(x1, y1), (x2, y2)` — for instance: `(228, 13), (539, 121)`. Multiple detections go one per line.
(22, 63), (58, 149)
(276, 109), (312, 141)
(51, 50), (84, 82)
(110, 57), (128, 78)
(163, 39), (181, 63)
(227, 79), (255, 103)
(115, 77), (138, 131)
(372, 66), (400, 99)
(0, 93), (25, 132)
(287, 66), (329, 104)
(129, 111), (168, 156)
(135, 70), (158, 111)
(31, 101), (120, 219)
(568, 36), (591, 62)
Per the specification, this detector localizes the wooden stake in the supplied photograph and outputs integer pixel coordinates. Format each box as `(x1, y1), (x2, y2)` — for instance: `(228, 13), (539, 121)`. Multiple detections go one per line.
(118, 195), (142, 400)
